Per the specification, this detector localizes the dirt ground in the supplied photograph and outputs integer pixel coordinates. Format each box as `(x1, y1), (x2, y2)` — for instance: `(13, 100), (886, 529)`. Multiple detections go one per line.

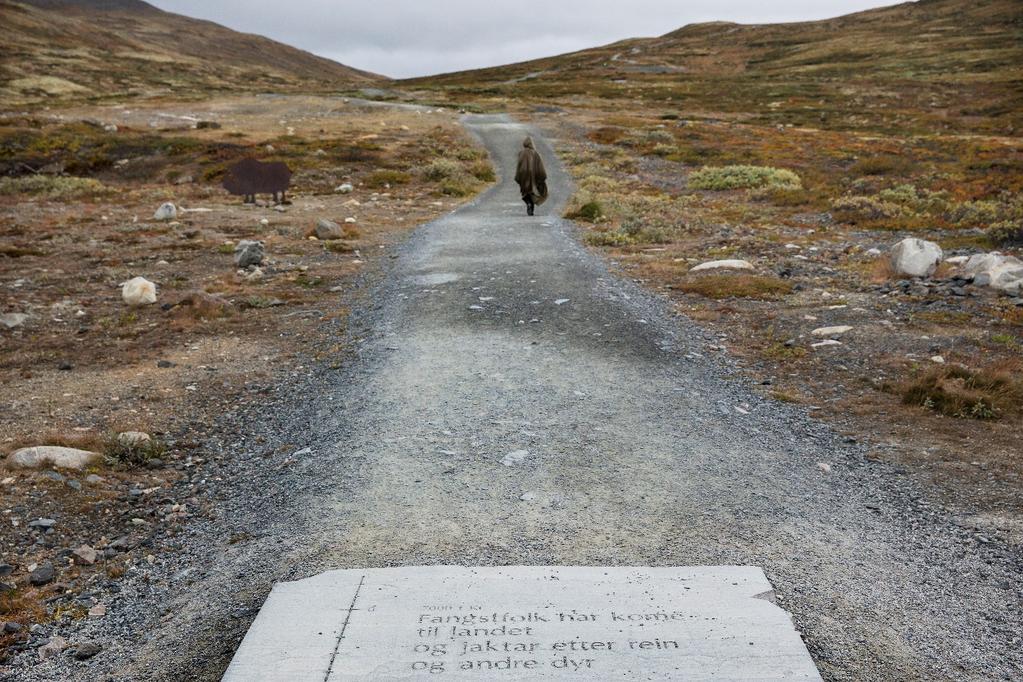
(0, 94), (491, 657)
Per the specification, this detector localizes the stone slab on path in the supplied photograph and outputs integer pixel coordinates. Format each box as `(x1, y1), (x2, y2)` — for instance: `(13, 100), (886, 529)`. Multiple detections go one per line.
(223, 565), (822, 681)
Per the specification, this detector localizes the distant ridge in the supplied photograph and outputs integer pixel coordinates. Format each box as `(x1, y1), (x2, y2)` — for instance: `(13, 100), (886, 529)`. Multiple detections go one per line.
(17, 0), (159, 10)
(0, 0), (382, 103)
(407, 0), (1022, 134)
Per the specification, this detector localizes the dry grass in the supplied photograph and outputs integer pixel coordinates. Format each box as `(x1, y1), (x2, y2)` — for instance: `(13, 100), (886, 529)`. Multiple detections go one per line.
(896, 364), (1023, 420)
(0, 587), (49, 662)
(2, 430), (107, 457)
(865, 255), (898, 283)
(1, 428), (166, 468)
(674, 274), (793, 300)
(0, 175), (109, 199)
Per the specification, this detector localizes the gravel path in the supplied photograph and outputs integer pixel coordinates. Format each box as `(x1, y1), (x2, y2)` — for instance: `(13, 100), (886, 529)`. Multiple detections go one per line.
(17, 116), (1021, 682)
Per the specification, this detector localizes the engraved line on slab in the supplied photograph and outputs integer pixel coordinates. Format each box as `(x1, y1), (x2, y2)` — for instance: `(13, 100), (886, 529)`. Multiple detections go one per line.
(324, 575), (366, 681)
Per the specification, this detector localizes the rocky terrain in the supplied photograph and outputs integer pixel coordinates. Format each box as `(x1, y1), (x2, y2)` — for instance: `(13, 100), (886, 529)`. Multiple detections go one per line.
(0, 94), (492, 667)
(514, 108), (1023, 544)
(1, 0), (1021, 678)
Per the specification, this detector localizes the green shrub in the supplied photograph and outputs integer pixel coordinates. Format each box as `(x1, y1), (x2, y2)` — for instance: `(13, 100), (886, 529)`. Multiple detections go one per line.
(579, 175), (617, 193)
(104, 435), (166, 468)
(750, 186), (813, 206)
(947, 200), (1001, 226)
(454, 147), (486, 161)
(325, 240), (355, 253)
(989, 221), (1023, 246)
(440, 176), (477, 196)
(850, 155), (914, 176)
(569, 201), (604, 222)
(0, 175), (108, 199)
(421, 159), (462, 181)
(364, 169), (411, 188)
(831, 195), (907, 222)
(469, 160), (495, 182)
(584, 230), (636, 247)
(645, 129), (675, 144)
(876, 184), (949, 214)
(621, 219), (670, 244)
(689, 165), (802, 191)
(676, 274), (794, 300)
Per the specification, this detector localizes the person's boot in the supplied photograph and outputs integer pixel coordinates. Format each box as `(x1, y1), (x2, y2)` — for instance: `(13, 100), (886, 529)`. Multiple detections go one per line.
(527, 205), (534, 216)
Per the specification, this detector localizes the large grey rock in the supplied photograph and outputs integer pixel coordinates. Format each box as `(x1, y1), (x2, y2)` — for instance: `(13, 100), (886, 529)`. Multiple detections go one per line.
(234, 240), (265, 268)
(7, 446), (101, 470)
(963, 252), (1023, 295)
(74, 641), (103, 660)
(224, 566), (822, 682)
(889, 238), (942, 277)
(315, 219), (344, 241)
(29, 563), (56, 586)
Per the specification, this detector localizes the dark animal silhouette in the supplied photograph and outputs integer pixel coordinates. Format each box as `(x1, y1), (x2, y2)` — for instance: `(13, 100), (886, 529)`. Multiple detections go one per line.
(222, 159), (292, 204)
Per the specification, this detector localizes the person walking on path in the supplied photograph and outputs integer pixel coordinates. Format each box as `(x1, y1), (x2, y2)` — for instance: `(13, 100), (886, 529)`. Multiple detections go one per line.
(515, 136), (548, 216)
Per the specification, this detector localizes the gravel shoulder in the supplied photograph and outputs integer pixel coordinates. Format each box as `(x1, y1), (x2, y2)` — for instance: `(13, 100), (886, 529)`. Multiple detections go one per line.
(10, 115), (1021, 682)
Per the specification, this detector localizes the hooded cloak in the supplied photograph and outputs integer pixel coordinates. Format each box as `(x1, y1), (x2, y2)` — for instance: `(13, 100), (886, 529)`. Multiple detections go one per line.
(515, 137), (548, 206)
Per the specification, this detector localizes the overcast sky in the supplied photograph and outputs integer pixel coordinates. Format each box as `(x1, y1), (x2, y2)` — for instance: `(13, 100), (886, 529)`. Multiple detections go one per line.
(150, 1), (900, 78)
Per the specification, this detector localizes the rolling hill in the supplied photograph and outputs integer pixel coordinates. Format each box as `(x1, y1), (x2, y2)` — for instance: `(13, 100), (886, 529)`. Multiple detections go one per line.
(406, 0), (1023, 135)
(0, 0), (381, 103)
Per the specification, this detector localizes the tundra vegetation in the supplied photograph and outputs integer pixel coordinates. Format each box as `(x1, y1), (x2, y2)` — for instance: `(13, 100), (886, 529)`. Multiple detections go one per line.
(0, 96), (492, 645)
(543, 111), (1023, 515)
(407, 0), (1023, 519)
(2, 0), (1022, 661)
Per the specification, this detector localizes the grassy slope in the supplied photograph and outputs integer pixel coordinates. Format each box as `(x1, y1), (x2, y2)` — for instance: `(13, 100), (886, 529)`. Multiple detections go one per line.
(0, 0), (381, 103)
(406, 0), (1023, 135)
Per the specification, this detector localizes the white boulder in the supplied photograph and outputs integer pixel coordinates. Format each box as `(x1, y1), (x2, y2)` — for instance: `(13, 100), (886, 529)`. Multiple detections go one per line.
(122, 277), (157, 306)
(335, 183), (354, 194)
(812, 325), (853, 337)
(890, 238), (942, 277)
(962, 252), (1008, 278)
(153, 202), (177, 221)
(7, 446), (100, 470)
(690, 259), (755, 273)
(963, 252), (1023, 294)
